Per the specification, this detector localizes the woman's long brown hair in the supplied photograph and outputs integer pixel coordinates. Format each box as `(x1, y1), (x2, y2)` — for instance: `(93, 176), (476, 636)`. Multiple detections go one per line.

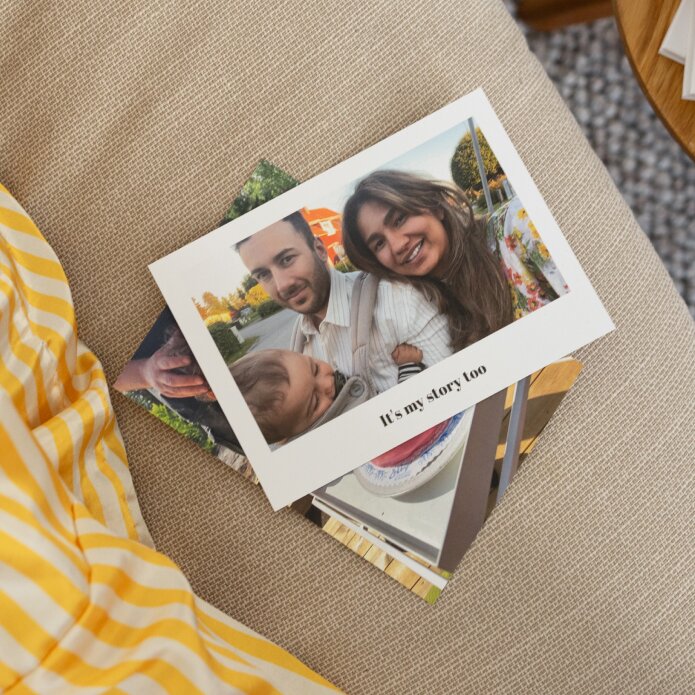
(342, 170), (513, 352)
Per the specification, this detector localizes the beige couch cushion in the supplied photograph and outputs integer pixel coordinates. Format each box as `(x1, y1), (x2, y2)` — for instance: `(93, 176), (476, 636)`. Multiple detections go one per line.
(1, 1), (693, 692)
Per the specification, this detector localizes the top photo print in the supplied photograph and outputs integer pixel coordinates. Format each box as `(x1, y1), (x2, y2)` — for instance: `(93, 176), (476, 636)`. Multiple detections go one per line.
(150, 89), (613, 509)
(203, 124), (569, 448)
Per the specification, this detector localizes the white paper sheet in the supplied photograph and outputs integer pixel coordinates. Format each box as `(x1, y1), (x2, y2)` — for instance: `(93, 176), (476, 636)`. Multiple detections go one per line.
(660, 0), (694, 64)
(150, 89), (615, 510)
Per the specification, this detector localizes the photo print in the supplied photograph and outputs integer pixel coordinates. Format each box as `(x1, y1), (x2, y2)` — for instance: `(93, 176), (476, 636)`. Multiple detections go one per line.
(150, 89), (614, 509)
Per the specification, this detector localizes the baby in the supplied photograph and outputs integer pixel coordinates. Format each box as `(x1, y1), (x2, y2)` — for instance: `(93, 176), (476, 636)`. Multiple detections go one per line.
(231, 343), (424, 444)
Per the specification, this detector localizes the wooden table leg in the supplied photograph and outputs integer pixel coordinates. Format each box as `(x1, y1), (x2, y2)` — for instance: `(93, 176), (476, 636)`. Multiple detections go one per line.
(517, 0), (613, 30)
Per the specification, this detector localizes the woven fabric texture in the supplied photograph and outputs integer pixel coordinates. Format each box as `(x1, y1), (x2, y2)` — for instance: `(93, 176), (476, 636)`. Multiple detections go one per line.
(1, 1), (693, 692)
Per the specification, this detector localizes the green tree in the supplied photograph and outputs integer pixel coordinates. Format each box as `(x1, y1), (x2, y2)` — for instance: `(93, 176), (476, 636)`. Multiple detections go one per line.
(223, 160), (300, 222)
(240, 273), (258, 292)
(255, 299), (282, 318)
(127, 392), (215, 453)
(208, 321), (242, 361)
(149, 403), (215, 452)
(450, 128), (502, 191)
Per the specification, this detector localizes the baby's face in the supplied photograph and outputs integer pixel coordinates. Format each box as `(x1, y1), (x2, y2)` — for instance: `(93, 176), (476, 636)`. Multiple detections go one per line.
(274, 352), (336, 439)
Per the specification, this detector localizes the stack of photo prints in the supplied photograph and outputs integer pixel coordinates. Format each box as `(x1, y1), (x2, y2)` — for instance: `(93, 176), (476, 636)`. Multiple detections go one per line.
(116, 89), (614, 603)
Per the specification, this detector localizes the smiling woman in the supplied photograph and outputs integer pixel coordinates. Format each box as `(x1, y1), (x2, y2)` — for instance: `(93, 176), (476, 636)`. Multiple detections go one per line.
(355, 201), (450, 277)
(343, 170), (515, 352)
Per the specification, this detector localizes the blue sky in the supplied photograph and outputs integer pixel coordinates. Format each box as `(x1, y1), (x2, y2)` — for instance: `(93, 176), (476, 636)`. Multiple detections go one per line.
(302, 120), (475, 214)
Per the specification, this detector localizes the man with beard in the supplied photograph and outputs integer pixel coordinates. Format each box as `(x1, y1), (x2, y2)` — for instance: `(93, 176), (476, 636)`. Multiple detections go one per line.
(237, 211), (452, 394)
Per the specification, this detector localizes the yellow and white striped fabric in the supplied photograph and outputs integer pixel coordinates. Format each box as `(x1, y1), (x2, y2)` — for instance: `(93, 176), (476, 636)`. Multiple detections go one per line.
(0, 183), (337, 694)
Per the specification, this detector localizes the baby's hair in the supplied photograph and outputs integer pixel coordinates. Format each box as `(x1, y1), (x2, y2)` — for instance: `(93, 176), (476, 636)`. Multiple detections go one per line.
(230, 350), (290, 443)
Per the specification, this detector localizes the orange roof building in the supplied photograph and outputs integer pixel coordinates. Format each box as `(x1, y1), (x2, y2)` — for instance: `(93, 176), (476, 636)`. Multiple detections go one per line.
(300, 206), (347, 266)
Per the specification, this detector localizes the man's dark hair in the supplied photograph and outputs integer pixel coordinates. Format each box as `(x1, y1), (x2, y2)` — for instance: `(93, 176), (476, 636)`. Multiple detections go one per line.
(235, 211), (315, 252)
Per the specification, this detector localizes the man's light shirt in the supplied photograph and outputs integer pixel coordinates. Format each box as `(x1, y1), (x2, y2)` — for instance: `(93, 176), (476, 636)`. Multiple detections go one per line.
(296, 268), (452, 393)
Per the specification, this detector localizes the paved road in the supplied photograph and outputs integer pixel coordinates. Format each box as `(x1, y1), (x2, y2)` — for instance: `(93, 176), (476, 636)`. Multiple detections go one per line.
(239, 308), (297, 352)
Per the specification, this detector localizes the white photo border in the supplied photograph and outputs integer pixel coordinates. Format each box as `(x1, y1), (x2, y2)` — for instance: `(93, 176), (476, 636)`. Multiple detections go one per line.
(150, 88), (614, 510)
